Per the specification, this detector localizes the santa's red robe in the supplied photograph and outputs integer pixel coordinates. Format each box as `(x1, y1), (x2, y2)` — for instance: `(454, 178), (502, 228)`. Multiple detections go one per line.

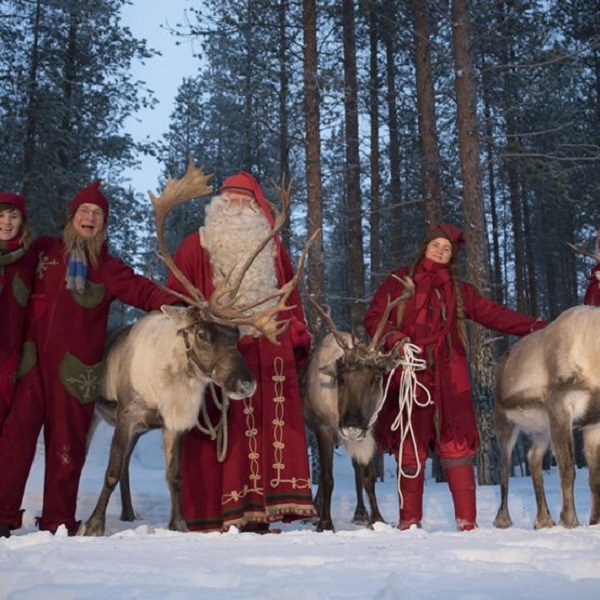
(364, 258), (547, 468)
(168, 231), (316, 532)
(0, 236), (179, 534)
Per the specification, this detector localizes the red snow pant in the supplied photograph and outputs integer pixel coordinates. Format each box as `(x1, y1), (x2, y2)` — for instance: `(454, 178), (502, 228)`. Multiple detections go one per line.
(394, 402), (477, 530)
(0, 363), (94, 534)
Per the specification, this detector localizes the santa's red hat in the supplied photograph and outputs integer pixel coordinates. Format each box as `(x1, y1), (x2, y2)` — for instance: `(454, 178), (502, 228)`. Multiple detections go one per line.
(220, 171), (275, 226)
(0, 192), (27, 221)
(426, 222), (465, 252)
(68, 181), (109, 217)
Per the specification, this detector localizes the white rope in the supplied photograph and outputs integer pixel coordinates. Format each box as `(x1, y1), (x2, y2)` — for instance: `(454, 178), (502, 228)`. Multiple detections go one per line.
(195, 383), (231, 462)
(388, 342), (433, 507)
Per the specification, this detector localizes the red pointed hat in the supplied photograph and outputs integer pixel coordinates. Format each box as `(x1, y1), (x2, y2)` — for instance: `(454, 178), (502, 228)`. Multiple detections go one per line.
(426, 222), (465, 252)
(220, 171), (274, 226)
(0, 192), (27, 221)
(68, 180), (109, 217)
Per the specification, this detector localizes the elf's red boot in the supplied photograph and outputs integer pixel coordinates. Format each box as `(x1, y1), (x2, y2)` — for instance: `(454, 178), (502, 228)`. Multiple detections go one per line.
(445, 464), (478, 531)
(398, 469), (424, 530)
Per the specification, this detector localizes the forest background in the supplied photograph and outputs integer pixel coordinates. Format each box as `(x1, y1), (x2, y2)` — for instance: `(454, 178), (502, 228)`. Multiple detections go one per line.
(0, 0), (598, 484)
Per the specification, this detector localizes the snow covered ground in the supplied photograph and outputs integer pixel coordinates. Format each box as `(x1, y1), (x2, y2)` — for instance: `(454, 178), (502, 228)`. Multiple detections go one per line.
(2, 421), (599, 599)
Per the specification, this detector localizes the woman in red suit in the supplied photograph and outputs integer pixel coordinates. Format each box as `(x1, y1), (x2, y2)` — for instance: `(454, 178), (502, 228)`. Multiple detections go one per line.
(0, 193), (36, 431)
(584, 262), (600, 305)
(364, 223), (547, 531)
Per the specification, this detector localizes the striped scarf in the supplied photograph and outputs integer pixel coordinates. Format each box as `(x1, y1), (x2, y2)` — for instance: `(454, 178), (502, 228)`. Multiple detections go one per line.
(65, 243), (87, 294)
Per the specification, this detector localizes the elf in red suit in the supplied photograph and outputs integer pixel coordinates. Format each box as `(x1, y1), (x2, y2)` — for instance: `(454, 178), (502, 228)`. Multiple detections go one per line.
(0, 182), (179, 538)
(364, 223), (547, 531)
(584, 262), (600, 305)
(0, 193), (36, 431)
(168, 172), (316, 532)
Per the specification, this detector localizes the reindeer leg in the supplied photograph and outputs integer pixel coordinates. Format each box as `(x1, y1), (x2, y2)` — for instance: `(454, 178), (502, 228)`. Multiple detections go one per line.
(351, 458), (369, 525)
(362, 459), (384, 527)
(529, 431), (555, 529)
(493, 410), (518, 529)
(163, 428), (188, 532)
(313, 481), (323, 519)
(583, 426), (600, 525)
(119, 430), (143, 522)
(315, 428), (335, 532)
(548, 394), (579, 528)
(81, 419), (135, 536)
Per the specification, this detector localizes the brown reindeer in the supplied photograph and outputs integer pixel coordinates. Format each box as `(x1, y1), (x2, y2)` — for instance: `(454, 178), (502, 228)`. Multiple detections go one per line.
(301, 289), (410, 531)
(81, 161), (310, 536)
(494, 305), (600, 530)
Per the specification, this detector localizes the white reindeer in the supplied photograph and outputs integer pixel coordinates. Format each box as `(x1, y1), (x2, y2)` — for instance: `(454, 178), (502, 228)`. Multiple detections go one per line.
(494, 305), (600, 529)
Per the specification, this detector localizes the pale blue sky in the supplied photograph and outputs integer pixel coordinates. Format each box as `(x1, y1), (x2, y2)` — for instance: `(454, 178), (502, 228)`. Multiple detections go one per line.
(121, 0), (199, 195)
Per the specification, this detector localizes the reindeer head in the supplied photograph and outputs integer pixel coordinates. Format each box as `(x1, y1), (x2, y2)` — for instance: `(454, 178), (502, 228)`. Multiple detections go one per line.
(305, 289), (409, 442)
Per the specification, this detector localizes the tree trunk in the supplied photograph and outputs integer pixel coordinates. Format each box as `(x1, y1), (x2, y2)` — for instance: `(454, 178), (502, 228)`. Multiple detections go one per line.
(367, 2), (381, 293)
(22, 0), (43, 201)
(381, 0), (402, 266)
(341, 0), (366, 329)
(276, 0), (292, 249)
(411, 0), (442, 226)
(451, 0), (498, 485)
(302, 0), (325, 338)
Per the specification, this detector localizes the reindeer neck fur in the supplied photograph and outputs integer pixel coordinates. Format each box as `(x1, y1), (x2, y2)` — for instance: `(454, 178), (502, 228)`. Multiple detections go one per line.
(123, 312), (209, 432)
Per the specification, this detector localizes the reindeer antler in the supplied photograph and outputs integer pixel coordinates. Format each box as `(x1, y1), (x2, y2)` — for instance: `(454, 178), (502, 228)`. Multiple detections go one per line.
(151, 164), (314, 345)
(567, 225), (600, 262)
(367, 275), (415, 352)
(304, 274), (415, 360)
(303, 290), (352, 353)
(148, 157), (214, 306)
(222, 229), (320, 343)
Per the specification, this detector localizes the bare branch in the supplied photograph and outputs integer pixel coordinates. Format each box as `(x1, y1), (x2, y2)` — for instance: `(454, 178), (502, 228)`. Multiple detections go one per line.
(566, 226), (600, 262)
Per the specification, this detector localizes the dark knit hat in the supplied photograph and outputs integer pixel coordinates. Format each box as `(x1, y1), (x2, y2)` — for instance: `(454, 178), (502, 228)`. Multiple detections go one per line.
(425, 222), (465, 252)
(68, 181), (109, 217)
(0, 192), (27, 221)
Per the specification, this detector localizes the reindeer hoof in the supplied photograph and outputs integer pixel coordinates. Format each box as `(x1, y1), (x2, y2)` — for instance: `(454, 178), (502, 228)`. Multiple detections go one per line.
(316, 520), (334, 532)
(351, 512), (370, 526)
(79, 520), (105, 537)
(533, 517), (556, 529)
(168, 519), (189, 533)
(558, 517), (579, 529)
(493, 513), (513, 529)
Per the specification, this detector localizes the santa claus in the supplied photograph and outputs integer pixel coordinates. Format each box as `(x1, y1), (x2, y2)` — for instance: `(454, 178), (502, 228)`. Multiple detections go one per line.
(168, 171), (316, 533)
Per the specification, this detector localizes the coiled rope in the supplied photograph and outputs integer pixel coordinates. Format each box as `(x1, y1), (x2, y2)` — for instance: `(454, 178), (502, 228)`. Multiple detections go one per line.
(389, 342), (433, 506)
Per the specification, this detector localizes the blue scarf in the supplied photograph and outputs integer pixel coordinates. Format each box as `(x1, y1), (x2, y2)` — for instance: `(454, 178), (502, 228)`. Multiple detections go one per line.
(65, 243), (87, 294)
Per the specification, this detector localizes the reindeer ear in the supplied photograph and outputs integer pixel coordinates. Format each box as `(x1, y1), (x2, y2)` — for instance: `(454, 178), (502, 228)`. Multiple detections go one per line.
(161, 304), (195, 327)
(319, 362), (338, 379)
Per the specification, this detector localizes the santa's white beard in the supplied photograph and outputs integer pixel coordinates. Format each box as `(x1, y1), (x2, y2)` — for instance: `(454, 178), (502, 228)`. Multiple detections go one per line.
(201, 195), (278, 336)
